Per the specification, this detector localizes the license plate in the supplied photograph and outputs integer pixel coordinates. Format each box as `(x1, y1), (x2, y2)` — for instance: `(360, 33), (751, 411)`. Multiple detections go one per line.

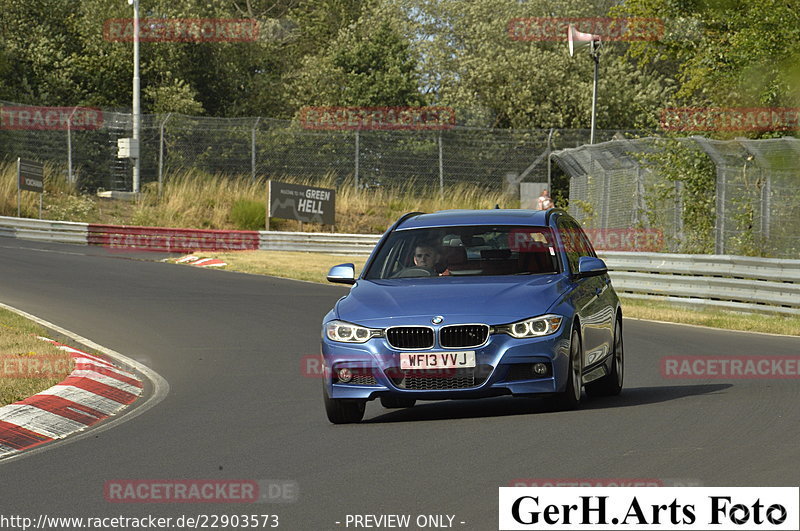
(400, 351), (476, 370)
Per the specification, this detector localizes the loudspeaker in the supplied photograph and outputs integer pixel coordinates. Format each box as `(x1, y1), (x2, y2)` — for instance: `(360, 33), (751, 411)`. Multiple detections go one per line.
(568, 24), (601, 56)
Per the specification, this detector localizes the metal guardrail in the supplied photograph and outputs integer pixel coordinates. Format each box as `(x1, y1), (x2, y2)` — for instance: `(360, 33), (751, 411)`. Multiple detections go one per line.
(259, 231), (381, 255)
(599, 252), (800, 316)
(0, 215), (88, 245)
(0, 215), (797, 316)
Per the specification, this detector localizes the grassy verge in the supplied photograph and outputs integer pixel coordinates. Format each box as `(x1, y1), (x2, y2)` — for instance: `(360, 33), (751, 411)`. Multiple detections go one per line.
(168, 250), (800, 337)
(181, 250), (369, 284)
(618, 297), (800, 336)
(0, 309), (75, 406)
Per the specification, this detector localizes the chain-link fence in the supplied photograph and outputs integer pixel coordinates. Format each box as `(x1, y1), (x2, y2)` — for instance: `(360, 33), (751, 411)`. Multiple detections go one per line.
(0, 99), (642, 195)
(552, 136), (800, 258)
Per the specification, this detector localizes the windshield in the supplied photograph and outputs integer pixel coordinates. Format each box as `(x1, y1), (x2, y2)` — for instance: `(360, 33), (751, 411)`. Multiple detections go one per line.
(364, 225), (560, 279)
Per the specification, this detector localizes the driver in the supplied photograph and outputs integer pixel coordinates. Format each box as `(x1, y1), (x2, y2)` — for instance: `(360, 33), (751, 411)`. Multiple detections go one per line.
(412, 243), (449, 275)
(413, 244), (440, 270)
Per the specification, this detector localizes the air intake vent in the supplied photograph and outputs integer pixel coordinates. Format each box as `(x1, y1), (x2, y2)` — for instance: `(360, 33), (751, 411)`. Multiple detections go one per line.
(439, 324), (489, 348)
(386, 327), (434, 349)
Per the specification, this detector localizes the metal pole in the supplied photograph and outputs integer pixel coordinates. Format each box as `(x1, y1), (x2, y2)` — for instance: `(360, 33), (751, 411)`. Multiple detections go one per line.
(67, 122), (72, 185)
(158, 113), (171, 195)
(17, 158), (21, 218)
(715, 169), (726, 254)
(66, 106), (77, 184)
(265, 180), (271, 231)
(763, 172), (771, 240)
(546, 127), (554, 192)
(590, 42), (599, 145)
(438, 131), (444, 195)
(354, 130), (360, 189)
(252, 117), (261, 180)
(132, 0), (141, 194)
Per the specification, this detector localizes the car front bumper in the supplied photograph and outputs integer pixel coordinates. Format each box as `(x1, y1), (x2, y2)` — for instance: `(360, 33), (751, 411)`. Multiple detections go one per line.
(321, 325), (572, 401)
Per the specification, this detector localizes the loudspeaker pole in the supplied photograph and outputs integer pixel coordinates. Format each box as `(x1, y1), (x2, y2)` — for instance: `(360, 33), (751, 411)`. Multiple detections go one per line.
(590, 40), (599, 145)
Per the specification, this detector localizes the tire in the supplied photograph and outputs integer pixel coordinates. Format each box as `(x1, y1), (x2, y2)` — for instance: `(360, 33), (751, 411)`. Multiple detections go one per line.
(323, 385), (366, 424)
(553, 328), (583, 410)
(585, 318), (624, 397)
(380, 396), (417, 409)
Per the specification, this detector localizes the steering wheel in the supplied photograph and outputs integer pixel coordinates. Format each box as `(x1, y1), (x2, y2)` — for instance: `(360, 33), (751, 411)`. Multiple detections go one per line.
(391, 266), (434, 278)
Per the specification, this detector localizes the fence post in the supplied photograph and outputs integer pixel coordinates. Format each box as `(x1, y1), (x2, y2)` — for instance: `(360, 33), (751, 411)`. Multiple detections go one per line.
(762, 170), (770, 240)
(158, 113), (172, 195)
(546, 128), (554, 192)
(354, 130), (360, 189)
(251, 117), (261, 181)
(674, 180), (683, 244)
(66, 106), (78, 184)
(438, 131), (444, 195)
(715, 168), (726, 254)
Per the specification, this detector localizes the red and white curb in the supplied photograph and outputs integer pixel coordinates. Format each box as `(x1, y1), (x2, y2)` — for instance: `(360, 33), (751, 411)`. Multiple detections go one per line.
(0, 340), (143, 457)
(175, 255), (227, 267)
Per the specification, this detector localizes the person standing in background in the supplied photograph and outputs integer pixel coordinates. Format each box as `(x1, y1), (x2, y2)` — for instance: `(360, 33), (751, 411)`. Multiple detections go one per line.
(537, 189), (554, 210)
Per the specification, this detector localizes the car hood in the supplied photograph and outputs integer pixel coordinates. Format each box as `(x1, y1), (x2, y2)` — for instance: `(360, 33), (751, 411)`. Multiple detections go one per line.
(335, 275), (569, 327)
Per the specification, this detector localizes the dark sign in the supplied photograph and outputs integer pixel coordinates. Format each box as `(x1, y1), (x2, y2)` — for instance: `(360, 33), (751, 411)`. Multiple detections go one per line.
(268, 181), (335, 225)
(18, 158), (44, 193)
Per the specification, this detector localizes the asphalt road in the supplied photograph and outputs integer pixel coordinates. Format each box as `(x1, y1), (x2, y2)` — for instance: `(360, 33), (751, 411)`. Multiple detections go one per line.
(1, 237), (799, 530)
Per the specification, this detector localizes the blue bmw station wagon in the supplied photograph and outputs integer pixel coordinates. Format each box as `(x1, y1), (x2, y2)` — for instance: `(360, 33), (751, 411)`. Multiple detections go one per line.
(321, 209), (623, 423)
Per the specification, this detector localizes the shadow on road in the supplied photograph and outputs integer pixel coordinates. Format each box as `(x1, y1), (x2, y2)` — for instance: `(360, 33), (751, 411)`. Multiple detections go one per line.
(364, 383), (732, 423)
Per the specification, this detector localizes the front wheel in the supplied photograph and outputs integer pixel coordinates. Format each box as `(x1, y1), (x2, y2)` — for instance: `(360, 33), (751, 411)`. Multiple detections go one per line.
(585, 318), (623, 397)
(323, 386), (366, 424)
(552, 328), (583, 410)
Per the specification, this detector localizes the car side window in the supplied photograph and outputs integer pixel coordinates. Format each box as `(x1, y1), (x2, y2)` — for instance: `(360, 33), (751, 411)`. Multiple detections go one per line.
(557, 217), (581, 274)
(577, 228), (598, 258)
(557, 217), (595, 274)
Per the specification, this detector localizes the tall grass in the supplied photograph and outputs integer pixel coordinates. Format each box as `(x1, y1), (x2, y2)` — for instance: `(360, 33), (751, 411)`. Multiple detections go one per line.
(134, 170), (511, 233)
(132, 169), (267, 229)
(0, 161), (82, 219)
(2, 163), (512, 233)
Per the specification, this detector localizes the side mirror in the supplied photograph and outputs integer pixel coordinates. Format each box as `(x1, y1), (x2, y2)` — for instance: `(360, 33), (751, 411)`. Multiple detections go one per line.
(576, 256), (607, 278)
(327, 263), (356, 285)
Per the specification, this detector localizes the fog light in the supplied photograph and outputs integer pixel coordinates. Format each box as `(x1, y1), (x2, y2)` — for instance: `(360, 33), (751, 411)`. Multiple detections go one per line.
(532, 363), (548, 376)
(337, 368), (353, 383)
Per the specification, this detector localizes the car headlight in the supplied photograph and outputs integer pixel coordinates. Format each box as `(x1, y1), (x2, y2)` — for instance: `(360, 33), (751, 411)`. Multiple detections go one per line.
(325, 320), (379, 343)
(498, 314), (563, 338)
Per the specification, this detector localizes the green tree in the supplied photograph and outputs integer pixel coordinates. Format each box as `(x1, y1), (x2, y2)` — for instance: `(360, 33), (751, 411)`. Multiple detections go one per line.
(618, 0), (800, 110)
(387, 0), (674, 129)
(288, 7), (426, 108)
